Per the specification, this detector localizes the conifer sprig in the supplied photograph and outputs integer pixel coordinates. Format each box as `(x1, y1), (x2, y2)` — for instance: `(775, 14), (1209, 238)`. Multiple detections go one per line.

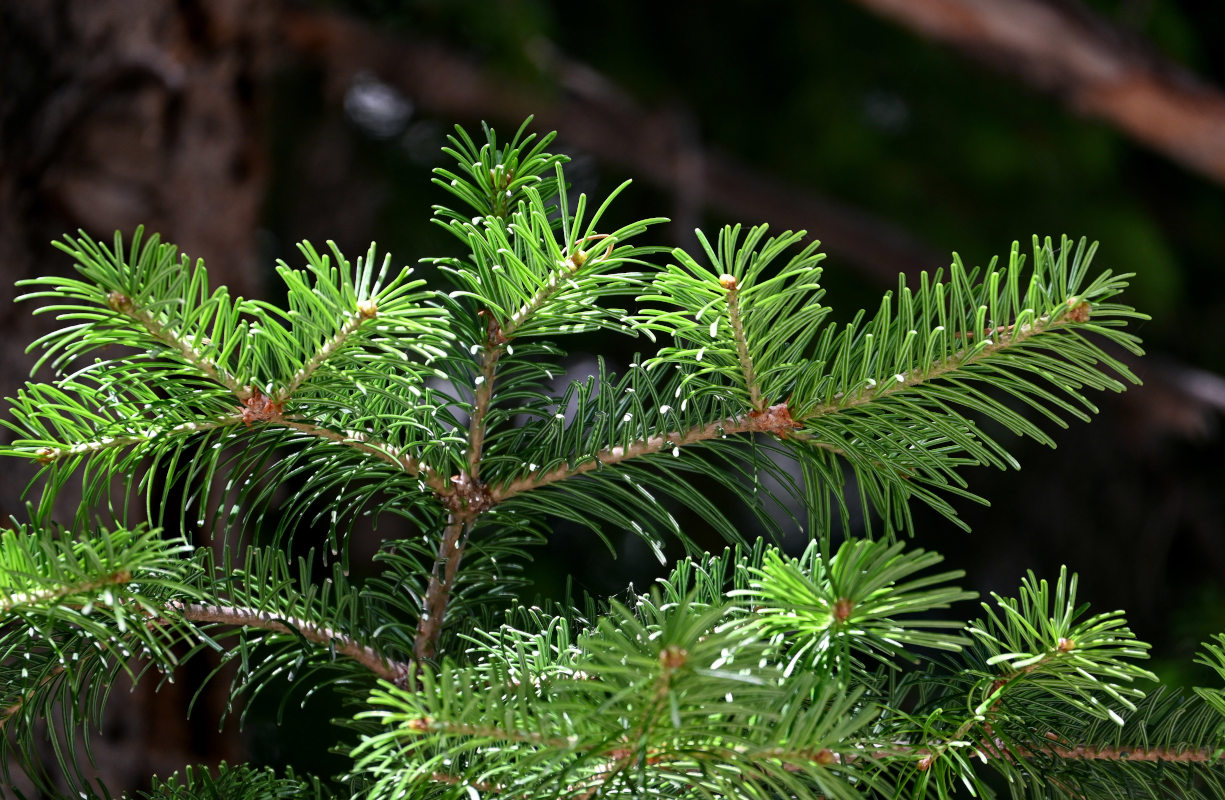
(3, 119), (1220, 799)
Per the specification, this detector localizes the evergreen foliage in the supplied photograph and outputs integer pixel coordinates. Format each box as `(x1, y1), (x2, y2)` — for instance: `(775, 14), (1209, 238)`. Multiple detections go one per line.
(1, 119), (1220, 798)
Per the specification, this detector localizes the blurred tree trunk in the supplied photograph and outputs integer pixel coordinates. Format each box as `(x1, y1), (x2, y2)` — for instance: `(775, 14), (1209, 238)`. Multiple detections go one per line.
(848, 0), (1225, 185)
(0, 0), (274, 791)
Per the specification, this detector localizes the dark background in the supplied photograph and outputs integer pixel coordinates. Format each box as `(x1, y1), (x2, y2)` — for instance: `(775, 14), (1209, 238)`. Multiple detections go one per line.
(2, 0), (1224, 792)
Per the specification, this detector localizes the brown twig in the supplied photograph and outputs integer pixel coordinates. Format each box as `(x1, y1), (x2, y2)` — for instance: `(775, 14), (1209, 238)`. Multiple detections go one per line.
(466, 317), (505, 482)
(275, 418), (450, 495)
(414, 513), (470, 661)
(491, 403), (800, 502)
(169, 600), (413, 685)
(105, 291), (244, 395)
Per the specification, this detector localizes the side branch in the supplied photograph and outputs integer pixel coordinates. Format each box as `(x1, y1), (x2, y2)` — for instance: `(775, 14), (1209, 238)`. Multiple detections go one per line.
(502, 235), (613, 339)
(492, 403), (798, 501)
(106, 292), (243, 394)
(279, 302), (379, 398)
(31, 417), (240, 464)
(719, 274), (763, 409)
(0, 666), (64, 732)
(1, 569), (131, 614)
(805, 300), (1092, 417)
(277, 419), (450, 494)
(1019, 740), (1225, 764)
(169, 600), (413, 685)
(832, 737), (1225, 767)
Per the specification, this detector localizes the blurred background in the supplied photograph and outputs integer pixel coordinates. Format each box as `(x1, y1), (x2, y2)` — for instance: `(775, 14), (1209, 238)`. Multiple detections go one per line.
(2, 0), (1224, 792)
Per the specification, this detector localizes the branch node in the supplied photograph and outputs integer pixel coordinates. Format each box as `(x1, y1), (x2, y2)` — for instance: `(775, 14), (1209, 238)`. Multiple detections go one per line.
(240, 387), (285, 425)
(106, 291), (135, 314)
(746, 403), (801, 437)
(1066, 299), (1092, 323)
(445, 473), (493, 514)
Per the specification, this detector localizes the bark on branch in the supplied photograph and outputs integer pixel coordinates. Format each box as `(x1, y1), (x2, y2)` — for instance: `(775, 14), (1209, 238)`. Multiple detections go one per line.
(849, 0), (1225, 184)
(170, 600), (414, 685)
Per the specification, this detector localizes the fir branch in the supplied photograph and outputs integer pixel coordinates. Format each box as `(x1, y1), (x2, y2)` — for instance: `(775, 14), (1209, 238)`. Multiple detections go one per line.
(810, 297), (1094, 415)
(823, 739), (1225, 767)
(719, 273), (764, 410)
(502, 234), (613, 339)
(466, 316), (505, 481)
(105, 290), (243, 395)
(1019, 739), (1225, 765)
(166, 600), (413, 685)
(415, 514), (471, 661)
(28, 416), (240, 464)
(276, 418), (449, 495)
(491, 403), (799, 500)
(2, 121), (1181, 797)
(1, 569), (131, 613)
(279, 302), (379, 398)
(0, 665), (63, 733)
(409, 308), (508, 660)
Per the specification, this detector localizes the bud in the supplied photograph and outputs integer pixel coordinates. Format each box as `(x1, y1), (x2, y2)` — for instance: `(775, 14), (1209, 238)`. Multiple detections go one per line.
(106, 291), (134, 313)
(719, 274), (737, 290)
(1066, 300), (1091, 323)
(659, 645), (688, 669)
(832, 597), (854, 623)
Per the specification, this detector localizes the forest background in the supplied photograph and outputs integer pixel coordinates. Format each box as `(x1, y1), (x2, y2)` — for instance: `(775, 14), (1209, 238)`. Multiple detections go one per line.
(2, 0), (1224, 790)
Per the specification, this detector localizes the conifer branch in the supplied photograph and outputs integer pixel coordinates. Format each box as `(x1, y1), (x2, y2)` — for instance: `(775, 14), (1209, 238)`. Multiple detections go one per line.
(278, 302), (379, 398)
(105, 291), (243, 395)
(414, 514), (471, 661)
(409, 307), (509, 659)
(0, 665), (64, 732)
(1018, 741), (1225, 764)
(719, 273), (764, 410)
(379, 728), (1225, 798)
(2, 122), (1179, 796)
(826, 738), (1225, 768)
(502, 235), (612, 340)
(466, 315), (506, 482)
(492, 403), (799, 501)
(493, 301), (1099, 502)
(810, 298), (1093, 415)
(0, 570), (132, 613)
(166, 600), (413, 685)
(275, 419), (449, 495)
(29, 417), (240, 464)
